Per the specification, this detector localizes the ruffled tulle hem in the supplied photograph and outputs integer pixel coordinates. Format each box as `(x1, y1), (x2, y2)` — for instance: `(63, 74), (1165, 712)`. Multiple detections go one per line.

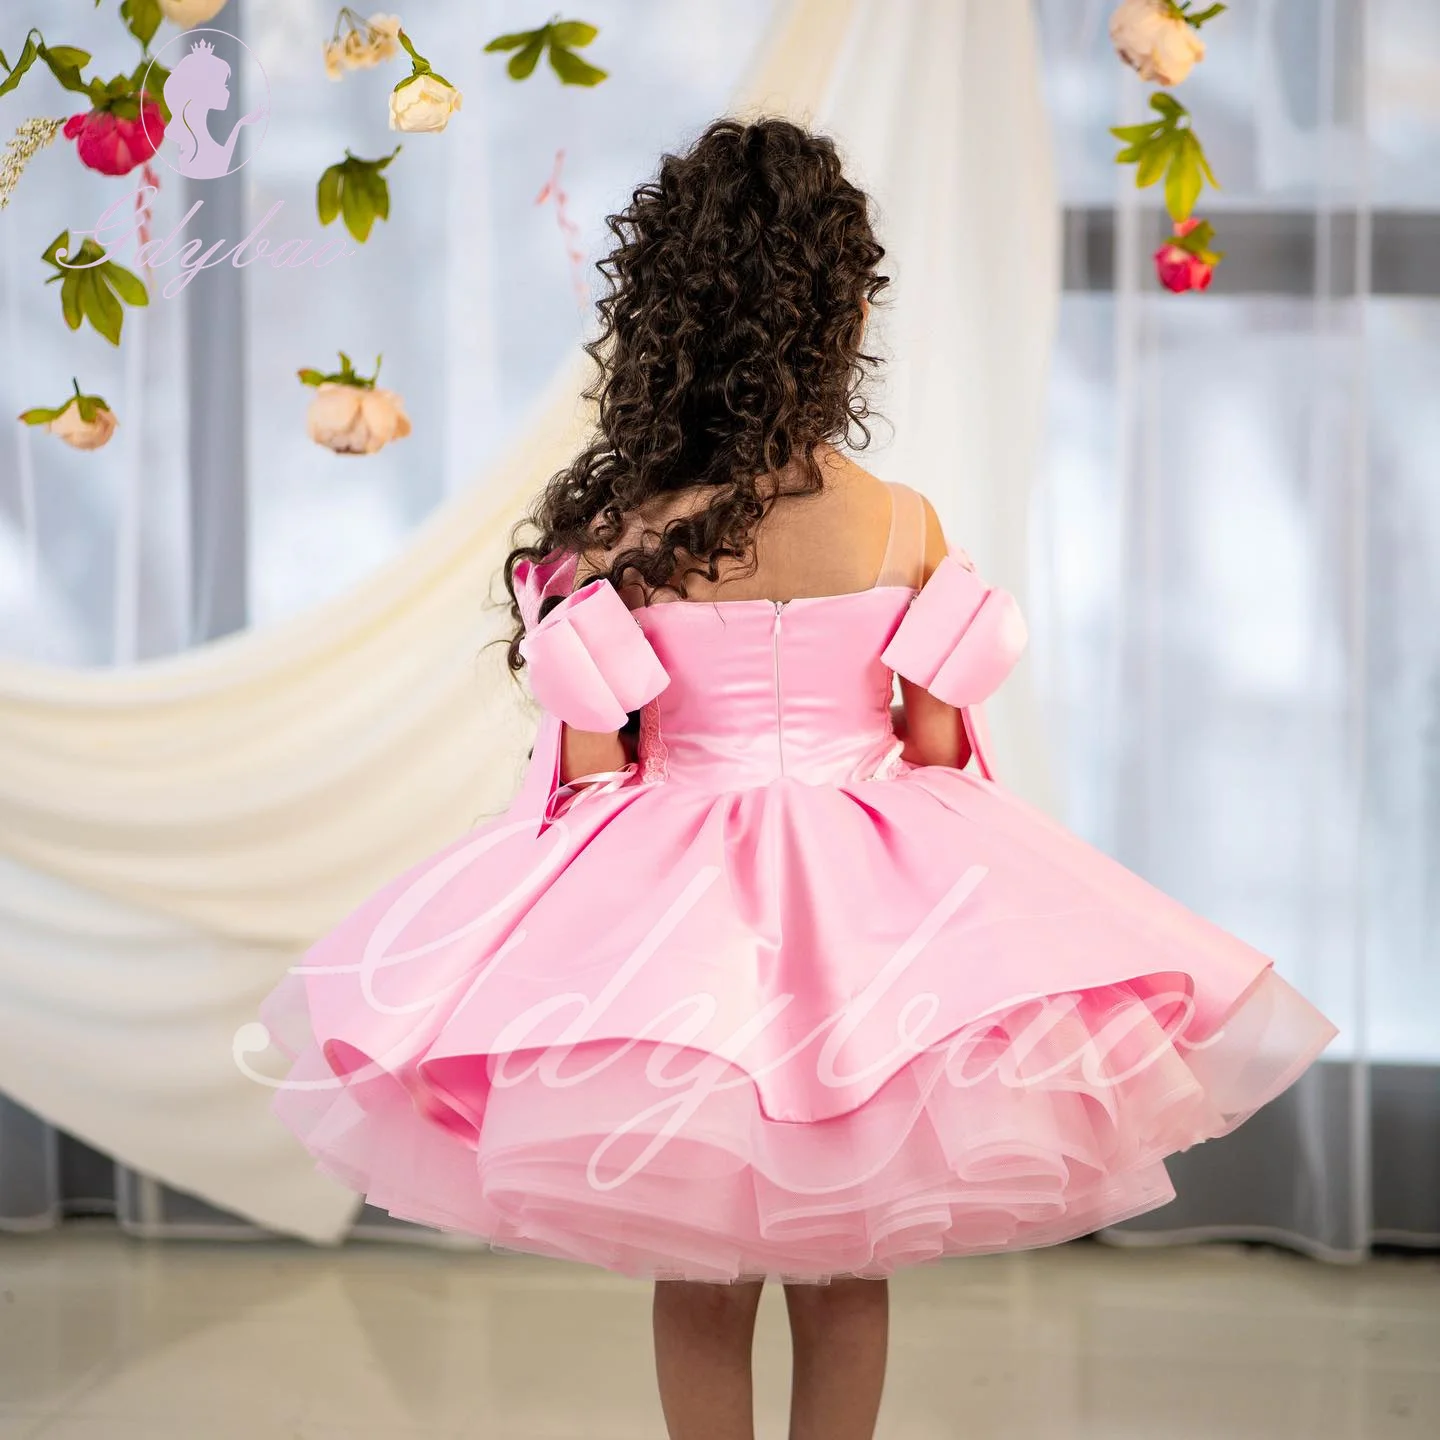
(255, 961), (1336, 1284)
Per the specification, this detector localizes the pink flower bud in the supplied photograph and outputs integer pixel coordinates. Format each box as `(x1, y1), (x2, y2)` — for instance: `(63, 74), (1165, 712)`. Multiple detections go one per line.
(1153, 217), (1216, 293)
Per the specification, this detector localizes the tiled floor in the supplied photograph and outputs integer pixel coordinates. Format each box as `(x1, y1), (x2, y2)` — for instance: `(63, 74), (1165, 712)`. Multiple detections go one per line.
(0, 1226), (1435, 1438)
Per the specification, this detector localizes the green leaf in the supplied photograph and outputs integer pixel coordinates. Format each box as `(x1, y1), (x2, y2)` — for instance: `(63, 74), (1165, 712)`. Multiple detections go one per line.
(397, 29), (428, 67)
(43, 46), (90, 73)
(340, 173), (375, 243)
(42, 231), (71, 270)
(484, 28), (543, 52)
(18, 405), (66, 425)
(548, 44), (606, 85)
(1149, 91), (1184, 118)
(120, 0), (163, 48)
(508, 35), (545, 79)
(372, 144), (401, 172)
(317, 164), (343, 226)
(133, 57), (170, 117)
(549, 21), (599, 48)
(0, 36), (40, 98)
(296, 368), (327, 387)
(40, 43), (94, 96)
(60, 274), (84, 331)
(79, 271), (124, 345)
(1135, 133), (1176, 188)
(1164, 136), (1203, 221)
(75, 394), (99, 423)
(1194, 140), (1220, 189)
(1113, 143), (1146, 165)
(1110, 122), (1162, 143)
(102, 261), (148, 307)
(362, 167), (389, 223)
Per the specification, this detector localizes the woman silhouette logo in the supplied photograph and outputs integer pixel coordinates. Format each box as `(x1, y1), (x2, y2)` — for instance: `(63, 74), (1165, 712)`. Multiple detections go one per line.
(142, 30), (269, 179)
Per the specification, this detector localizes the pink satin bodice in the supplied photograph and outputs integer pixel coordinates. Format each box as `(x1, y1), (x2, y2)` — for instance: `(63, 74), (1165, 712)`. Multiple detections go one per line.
(632, 589), (913, 789)
(508, 509), (1029, 831)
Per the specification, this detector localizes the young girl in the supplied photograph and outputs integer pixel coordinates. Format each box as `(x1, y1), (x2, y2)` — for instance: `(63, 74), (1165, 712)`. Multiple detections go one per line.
(260, 117), (1337, 1440)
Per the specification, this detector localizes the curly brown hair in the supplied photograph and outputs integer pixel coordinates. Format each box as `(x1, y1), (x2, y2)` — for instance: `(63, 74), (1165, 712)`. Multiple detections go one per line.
(500, 115), (889, 668)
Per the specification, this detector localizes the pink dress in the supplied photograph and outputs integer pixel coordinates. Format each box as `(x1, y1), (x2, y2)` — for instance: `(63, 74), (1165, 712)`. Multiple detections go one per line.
(259, 482), (1338, 1283)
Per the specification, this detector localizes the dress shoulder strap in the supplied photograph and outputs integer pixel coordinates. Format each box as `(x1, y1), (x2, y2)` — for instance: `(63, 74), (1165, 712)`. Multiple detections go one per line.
(873, 481), (927, 590)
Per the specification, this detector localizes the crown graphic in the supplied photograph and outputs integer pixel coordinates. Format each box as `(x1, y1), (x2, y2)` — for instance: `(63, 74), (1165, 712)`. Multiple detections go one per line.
(190, 38), (215, 56)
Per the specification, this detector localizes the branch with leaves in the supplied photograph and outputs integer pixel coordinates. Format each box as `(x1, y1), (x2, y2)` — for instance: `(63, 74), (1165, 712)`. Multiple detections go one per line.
(314, 13), (462, 242)
(485, 18), (607, 86)
(1111, 92), (1217, 222)
(317, 146), (400, 243)
(1108, 0), (1227, 292)
(43, 232), (149, 347)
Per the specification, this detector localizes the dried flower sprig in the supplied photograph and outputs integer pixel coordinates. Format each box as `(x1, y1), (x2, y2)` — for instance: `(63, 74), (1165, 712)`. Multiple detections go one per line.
(0, 116), (64, 211)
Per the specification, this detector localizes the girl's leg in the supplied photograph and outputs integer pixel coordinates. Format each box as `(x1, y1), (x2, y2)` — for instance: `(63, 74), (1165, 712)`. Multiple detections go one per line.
(653, 1278), (766, 1439)
(782, 1277), (889, 1440)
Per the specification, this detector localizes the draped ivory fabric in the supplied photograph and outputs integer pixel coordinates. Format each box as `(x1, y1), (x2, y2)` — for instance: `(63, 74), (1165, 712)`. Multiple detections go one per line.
(0, 0), (1059, 1241)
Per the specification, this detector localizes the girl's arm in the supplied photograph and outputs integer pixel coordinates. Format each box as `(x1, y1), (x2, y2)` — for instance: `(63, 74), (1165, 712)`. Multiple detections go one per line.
(555, 548), (634, 783)
(896, 496), (973, 771)
(559, 723), (629, 784)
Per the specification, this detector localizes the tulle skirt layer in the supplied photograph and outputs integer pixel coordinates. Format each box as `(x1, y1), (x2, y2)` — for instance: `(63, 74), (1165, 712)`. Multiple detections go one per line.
(256, 765), (1337, 1283)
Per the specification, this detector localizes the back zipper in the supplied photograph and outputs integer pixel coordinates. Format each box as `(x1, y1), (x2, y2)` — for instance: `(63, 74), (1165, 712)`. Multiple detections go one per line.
(772, 600), (786, 776)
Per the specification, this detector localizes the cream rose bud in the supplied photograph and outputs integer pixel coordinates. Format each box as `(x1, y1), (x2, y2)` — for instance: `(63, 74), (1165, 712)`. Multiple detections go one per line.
(46, 400), (118, 451)
(389, 75), (463, 133)
(158, 0), (232, 26)
(307, 383), (412, 455)
(323, 40), (345, 81)
(1109, 0), (1205, 86)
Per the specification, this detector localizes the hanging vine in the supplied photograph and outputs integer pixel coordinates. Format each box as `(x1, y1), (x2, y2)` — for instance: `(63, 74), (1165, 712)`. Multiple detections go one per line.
(1108, 0), (1227, 292)
(3, 4), (608, 454)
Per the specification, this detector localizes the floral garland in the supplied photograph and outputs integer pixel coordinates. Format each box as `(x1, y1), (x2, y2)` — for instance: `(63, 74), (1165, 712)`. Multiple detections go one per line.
(1108, 0), (1226, 292)
(4, 4), (606, 454)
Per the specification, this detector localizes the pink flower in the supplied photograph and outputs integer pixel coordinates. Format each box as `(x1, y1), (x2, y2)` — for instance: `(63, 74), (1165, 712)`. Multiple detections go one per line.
(1153, 216), (1215, 293)
(63, 98), (165, 178)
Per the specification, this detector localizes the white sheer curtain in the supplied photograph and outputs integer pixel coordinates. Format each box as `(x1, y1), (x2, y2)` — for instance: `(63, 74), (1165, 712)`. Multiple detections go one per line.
(1034, 0), (1440, 1255)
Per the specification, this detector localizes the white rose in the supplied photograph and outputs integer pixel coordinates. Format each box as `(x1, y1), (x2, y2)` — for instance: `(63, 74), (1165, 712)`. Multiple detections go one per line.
(158, 0), (232, 26)
(389, 74), (463, 134)
(1109, 0), (1205, 86)
(45, 399), (118, 451)
(307, 383), (412, 455)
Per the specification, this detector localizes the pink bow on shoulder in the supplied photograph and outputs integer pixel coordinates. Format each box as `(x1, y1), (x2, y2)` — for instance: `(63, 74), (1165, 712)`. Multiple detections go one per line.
(512, 549), (581, 634)
(516, 572), (670, 733)
(881, 554), (1028, 711)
